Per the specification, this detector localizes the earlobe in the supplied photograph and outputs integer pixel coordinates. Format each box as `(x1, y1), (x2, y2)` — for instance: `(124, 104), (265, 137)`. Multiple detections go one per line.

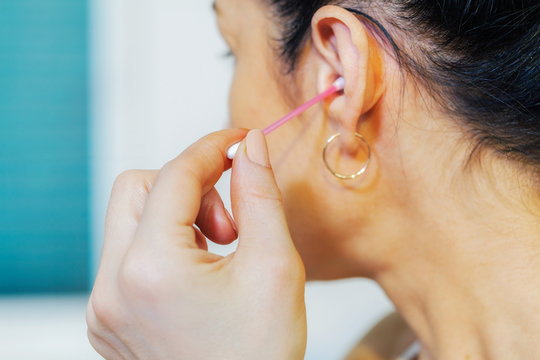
(311, 5), (384, 151)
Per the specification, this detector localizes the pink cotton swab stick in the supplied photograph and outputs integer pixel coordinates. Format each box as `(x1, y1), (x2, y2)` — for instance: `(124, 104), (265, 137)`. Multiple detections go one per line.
(226, 77), (345, 159)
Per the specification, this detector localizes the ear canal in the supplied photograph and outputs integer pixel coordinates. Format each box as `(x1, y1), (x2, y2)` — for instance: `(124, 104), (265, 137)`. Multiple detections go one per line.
(333, 77), (345, 91)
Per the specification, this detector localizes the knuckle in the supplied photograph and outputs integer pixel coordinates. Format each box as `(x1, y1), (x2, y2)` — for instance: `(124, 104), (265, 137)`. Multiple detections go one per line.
(253, 252), (305, 286)
(113, 170), (142, 189)
(118, 253), (168, 304)
(198, 130), (233, 155)
(241, 255), (305, 302)
(85, 300), (99, 330)
(88, 291), (122, 331)
(265, 254), (305, 284)
(267, 256), (293, 278)
(248, 190), (283, 207)
(238, 167), (283, 203)
(112, 170), (153, 196)
(160, 159), (177, 174)
(202, 134), (227, 157)
(160, 159), (202, 188)
(179, 135), (224, 165)
(244, 181), (283, 204)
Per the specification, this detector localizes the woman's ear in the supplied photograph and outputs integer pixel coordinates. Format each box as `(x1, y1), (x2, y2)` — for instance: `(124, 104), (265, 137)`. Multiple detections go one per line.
(311, 5), (384, 152)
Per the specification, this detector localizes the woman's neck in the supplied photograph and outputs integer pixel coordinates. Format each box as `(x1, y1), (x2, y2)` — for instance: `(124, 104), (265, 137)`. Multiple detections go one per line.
(377, 173), (540, 360)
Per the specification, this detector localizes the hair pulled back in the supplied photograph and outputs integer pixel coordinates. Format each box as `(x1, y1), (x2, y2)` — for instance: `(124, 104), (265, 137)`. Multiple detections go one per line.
(267, 0), (540, 169)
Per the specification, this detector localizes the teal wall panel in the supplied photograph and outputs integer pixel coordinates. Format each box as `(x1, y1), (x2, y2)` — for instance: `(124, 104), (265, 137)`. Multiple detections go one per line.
(0, 0), (88, 293)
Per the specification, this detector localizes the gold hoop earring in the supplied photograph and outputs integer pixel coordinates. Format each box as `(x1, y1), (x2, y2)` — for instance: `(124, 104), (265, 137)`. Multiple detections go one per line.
(323, 132), (371, 180)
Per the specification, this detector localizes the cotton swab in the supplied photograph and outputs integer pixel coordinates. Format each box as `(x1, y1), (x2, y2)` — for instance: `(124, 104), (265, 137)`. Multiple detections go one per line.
(226, 77), (345, 159)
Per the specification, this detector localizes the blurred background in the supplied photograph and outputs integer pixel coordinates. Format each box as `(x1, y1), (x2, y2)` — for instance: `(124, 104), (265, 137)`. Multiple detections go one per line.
(0, 0), (393, 359)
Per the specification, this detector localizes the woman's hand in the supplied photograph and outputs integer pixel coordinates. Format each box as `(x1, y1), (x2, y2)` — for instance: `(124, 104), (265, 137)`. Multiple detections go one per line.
(86, 129), (307, 360)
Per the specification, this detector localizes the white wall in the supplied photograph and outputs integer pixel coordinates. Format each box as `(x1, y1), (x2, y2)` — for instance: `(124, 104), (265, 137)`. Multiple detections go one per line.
(0, 296), (98, 360)
(90, 1), (394, 359)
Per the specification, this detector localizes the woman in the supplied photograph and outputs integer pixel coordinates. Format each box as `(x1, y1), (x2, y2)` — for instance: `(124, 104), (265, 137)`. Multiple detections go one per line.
(87, 0), (540, 359)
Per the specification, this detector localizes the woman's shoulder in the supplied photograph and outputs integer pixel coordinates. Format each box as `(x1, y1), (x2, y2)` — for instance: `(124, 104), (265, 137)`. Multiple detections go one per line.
(344, 312), (417, 360)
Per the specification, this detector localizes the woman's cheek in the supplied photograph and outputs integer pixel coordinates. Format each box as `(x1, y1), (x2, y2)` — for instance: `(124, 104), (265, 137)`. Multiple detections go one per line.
(229, 78), (257, 129)
(229, 60), (280, 129)
(228, 71), (243, 128)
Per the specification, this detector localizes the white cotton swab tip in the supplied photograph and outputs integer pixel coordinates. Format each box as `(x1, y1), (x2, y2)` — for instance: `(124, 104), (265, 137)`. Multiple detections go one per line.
(226, 142), (241, 160)
(333, 77), (345, 91)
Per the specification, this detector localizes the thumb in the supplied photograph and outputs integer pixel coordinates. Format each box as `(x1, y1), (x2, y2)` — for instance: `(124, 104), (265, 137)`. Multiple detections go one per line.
(230, 130), (295, 257)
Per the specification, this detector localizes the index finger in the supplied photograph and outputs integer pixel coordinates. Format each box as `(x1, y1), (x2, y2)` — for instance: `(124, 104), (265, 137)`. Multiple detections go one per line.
(137, 129), (248, 246)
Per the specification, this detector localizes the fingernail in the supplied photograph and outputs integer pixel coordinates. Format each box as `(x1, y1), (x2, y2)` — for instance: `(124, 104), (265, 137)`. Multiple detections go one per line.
(225, 210), (238, 237)
(245, 130), (270, 167)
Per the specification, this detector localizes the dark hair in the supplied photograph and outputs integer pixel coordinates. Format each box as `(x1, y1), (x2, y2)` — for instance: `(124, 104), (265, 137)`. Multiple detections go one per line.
(266, 0), (540, 170)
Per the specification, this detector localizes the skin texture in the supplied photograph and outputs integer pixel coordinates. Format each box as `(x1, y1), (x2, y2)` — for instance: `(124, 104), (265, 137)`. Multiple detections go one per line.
(216, 0), (540, 359)
(87, 130), (307, 359)
(87, 0), (540, 359)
